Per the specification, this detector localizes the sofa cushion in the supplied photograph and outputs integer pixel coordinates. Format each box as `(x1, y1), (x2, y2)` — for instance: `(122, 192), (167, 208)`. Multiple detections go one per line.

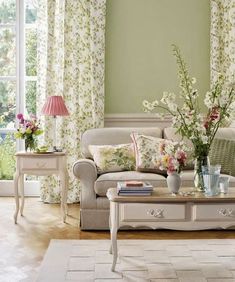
(81, 127), (162, 158)
(209, 138), (235, 176)
(89, 143), (135, 174)
(95, 171), (167, 196)
(180, 171), (235, 187)
(131, 133), (171, 174)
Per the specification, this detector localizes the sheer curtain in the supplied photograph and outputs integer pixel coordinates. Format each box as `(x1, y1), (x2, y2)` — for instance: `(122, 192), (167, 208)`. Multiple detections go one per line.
(37, 0), (106, 203)
(211, 0), (235, 84)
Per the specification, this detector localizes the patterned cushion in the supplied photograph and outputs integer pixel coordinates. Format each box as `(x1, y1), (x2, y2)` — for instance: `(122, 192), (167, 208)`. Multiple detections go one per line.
(209, 138), (235, 176)
(131, 133), (169, 174)
(89, 143), (135, 174)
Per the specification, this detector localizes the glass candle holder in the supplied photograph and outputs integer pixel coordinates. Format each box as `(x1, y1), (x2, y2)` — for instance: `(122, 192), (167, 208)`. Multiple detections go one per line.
(202, 165), (221, 196)
(219, 176), (230, 194)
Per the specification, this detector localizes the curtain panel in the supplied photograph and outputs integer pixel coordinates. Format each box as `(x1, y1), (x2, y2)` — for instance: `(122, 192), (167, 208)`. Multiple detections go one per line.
(211, 0), (235, 84)
(37, 0), (106, 203)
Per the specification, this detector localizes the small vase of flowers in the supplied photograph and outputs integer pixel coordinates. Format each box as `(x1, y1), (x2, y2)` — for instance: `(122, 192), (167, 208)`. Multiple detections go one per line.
(156, 141), (187, 194)
(15, 113), (43, 152)
(143, 45), (235, 191)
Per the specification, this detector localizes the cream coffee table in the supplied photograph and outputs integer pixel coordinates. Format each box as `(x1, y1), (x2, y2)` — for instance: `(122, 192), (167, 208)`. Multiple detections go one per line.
(107, 187), (235, 271)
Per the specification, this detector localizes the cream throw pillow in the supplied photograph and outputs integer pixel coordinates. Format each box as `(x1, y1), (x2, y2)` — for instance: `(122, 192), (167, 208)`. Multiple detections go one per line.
(131, 133), (170, 174)
(89, 143), (135, 174)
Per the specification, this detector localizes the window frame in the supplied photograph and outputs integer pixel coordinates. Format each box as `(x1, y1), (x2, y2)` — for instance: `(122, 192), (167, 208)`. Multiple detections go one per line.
(0, 0), (39, 195)
(0, 0), (24, 149)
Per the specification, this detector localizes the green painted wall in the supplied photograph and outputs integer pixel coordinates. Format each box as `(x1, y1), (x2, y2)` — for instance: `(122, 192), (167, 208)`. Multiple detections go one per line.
(105, 0), (210, 113)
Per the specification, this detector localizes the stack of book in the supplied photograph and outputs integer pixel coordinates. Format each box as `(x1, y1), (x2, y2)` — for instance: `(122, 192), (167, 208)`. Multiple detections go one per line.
(117, 181), (153, 196)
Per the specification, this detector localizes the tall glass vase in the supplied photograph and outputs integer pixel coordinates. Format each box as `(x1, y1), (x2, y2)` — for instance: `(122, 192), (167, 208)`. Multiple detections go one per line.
(194, 155), (210, 191)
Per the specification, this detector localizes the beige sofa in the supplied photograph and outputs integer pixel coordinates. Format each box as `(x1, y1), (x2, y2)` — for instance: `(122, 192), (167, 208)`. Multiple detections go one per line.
(73, 127), (235, 230)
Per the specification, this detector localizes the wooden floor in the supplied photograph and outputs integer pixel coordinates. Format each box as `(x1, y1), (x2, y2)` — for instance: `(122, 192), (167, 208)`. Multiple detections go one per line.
(1, 197), (235, 282)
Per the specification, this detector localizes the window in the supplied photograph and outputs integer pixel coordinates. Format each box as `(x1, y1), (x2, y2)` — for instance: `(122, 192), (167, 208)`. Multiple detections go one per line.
(0, 0), (38, 181)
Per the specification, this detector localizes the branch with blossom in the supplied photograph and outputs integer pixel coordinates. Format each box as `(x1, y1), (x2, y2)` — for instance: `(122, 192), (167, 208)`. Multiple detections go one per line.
(155, 141), (187, 174)
(143, 45), (235, 158)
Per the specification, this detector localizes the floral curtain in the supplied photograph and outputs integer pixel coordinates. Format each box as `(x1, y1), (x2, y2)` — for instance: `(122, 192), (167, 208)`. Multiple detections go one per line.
(211, 0), (235, 84)
(37, 0), (106, 203)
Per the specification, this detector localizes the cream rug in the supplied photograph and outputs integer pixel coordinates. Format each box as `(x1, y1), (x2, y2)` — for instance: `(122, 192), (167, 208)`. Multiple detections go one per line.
(37, 239), (235, 282)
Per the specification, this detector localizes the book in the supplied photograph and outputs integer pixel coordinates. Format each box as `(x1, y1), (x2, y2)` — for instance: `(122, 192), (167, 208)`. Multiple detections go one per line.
(118, 191), (152, 196)
(125, 181), (143, 187)
(117, 181), (153, 191)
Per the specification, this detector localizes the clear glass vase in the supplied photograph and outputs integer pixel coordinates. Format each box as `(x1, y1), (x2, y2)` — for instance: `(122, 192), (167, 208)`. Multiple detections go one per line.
(25, 136), (36, 152)
(194, 155), (210, 191)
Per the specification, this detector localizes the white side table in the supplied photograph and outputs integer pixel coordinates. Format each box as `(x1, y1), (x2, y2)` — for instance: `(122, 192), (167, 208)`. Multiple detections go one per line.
(14, 152), (69, 224)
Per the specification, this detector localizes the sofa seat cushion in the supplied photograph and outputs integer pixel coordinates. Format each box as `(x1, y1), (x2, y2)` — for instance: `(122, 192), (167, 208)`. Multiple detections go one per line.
(95, 171), (167, 196)
(180, 171), (235, 187)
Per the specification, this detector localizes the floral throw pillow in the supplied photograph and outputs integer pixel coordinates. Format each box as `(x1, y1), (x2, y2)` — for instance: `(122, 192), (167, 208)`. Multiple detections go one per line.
(131, 133), (171, 174)
(89, 144), (135, 174)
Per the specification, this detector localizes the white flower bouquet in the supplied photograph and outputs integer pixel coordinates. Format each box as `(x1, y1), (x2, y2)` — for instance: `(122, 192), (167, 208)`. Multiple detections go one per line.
(143, 45), (235, 189)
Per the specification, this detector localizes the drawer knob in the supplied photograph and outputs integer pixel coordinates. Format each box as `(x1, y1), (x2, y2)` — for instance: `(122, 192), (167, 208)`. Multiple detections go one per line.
(36, 162), (46, 169)
(147, 208), (164, 218)
(219, 208), (233, 217)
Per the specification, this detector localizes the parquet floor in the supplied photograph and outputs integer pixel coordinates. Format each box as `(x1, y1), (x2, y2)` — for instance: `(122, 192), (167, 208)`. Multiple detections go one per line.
(1, 197), (235, 282)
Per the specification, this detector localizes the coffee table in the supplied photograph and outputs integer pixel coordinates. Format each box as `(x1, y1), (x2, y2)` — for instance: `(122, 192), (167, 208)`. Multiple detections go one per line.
(107, 187), (235, 271)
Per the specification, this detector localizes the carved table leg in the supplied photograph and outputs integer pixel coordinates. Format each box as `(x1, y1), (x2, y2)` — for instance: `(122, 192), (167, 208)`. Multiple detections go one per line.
(14, 172), (20, 224)
(19, 174), (24, 216)
(109, 213), (112, 254)
(60, 170), (68, 223)
(110, 202), (118, 271)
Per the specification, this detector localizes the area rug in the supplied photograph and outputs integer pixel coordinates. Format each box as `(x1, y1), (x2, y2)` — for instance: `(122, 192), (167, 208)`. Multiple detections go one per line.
(36, 239), (235, 282)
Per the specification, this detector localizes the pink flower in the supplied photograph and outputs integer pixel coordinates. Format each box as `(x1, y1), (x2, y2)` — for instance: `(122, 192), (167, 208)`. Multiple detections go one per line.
(16, 113), (23, 120)
(16, 113), (25, 124)
(176, 150), (187, 165)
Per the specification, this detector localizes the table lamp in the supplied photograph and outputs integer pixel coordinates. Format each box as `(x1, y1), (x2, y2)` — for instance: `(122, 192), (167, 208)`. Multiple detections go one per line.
(41, 95), (69, 151)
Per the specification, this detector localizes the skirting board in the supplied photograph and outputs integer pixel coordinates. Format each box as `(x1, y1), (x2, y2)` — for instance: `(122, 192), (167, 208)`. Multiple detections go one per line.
(0, 180), (40, 196)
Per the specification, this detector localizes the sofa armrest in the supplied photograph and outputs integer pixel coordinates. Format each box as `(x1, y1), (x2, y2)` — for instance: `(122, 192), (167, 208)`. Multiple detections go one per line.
(73, 159), (98, 209)
(73, 159), (98, 180)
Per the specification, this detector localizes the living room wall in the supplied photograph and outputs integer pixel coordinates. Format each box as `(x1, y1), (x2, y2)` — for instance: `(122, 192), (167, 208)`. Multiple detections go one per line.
(105, 0), (210, 114)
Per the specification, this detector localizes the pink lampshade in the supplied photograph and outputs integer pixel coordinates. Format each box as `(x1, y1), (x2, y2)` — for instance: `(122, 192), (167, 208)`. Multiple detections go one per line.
(41, 96), (69, 116)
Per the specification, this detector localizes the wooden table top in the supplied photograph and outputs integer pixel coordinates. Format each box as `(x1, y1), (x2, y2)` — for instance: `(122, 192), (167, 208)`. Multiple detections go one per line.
(106, 187), (235, 203)
(15, 151), (66, 157)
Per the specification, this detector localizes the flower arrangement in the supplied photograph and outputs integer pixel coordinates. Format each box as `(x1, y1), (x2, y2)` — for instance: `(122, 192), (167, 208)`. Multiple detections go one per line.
(143, 45), (235, 157)
(15, 113), (43, 151)
(143, 45), (235, 189)
(156, 141), (187, 174)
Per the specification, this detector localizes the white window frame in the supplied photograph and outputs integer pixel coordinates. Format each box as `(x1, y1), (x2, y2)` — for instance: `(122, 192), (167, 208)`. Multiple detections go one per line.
(0, 0), (40, 196)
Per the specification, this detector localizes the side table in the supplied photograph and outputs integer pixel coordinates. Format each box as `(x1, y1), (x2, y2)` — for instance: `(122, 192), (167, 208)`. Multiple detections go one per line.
(14, 152), (69, 224)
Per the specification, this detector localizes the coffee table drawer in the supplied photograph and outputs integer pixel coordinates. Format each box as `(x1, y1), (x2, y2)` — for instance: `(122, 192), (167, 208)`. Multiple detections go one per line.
(120, 203), (186, 222)
(193, 204), (235, 221)
(21, 157), (58, 170)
